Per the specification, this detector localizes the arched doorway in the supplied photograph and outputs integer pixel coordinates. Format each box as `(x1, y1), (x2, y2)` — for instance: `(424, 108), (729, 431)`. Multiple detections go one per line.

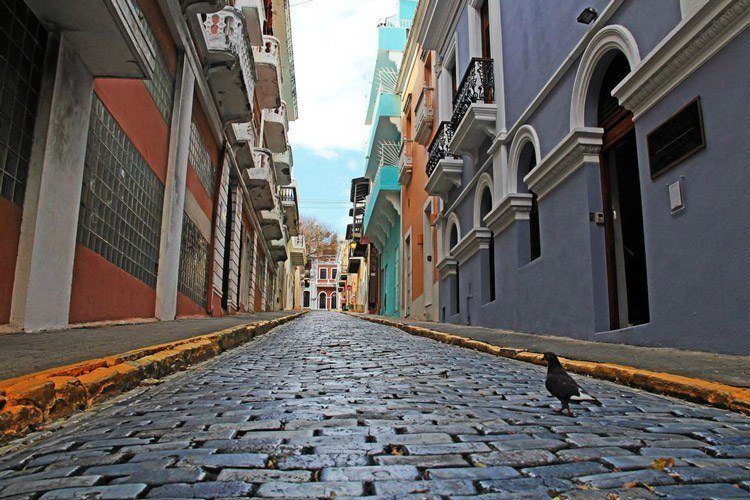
(479, 187), (495, 302)
(596, 52), (649, 329)
(318, 291), (327, 310)
(330, 293), (337, 310)
(303, 291), (310, 308)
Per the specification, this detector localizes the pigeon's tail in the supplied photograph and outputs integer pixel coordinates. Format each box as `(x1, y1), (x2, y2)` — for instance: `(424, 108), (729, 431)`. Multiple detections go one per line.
(570, 390), (602, 406)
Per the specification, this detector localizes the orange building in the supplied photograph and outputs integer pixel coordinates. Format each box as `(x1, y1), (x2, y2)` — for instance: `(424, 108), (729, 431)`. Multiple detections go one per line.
(0, 0), (301, 332)
(396, 0), (439, 321)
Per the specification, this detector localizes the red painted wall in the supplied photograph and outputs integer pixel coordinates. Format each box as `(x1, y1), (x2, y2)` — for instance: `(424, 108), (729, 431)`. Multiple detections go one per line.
(0, 198), (22, 324)
(69, 245), (156, 324)
(177, 292), (205, 318)
(69, 0), (176, 325)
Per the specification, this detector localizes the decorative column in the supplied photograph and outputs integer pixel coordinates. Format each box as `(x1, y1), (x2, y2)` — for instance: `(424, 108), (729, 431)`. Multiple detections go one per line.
(155, 55), (196, 321)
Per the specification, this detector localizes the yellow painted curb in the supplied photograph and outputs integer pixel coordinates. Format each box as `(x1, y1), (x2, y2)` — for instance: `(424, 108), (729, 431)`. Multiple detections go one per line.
(350, 313), (750, 414)
(0, 311), (307, 442)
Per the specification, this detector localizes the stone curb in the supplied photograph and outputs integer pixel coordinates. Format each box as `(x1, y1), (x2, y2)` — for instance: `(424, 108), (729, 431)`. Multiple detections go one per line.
(0, 311), (308, 443)
(350, 313), (750, 414)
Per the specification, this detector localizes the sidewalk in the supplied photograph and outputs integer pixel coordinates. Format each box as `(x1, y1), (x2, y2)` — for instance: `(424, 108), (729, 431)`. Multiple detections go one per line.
(0, 311), (295, 381)
(356, 314), (750, 388)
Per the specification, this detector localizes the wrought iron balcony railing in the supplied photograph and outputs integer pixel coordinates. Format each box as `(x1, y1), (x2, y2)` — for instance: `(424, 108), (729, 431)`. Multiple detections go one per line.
(426, 121), (456, 176)
(451, 58), (494, 129)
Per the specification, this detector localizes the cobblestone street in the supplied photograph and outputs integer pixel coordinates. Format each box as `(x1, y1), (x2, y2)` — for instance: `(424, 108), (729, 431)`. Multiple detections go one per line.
(2, 311), (750, 498)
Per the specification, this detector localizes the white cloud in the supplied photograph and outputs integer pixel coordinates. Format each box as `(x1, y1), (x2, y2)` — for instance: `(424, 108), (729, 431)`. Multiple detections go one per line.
(287, 0), (396, 155)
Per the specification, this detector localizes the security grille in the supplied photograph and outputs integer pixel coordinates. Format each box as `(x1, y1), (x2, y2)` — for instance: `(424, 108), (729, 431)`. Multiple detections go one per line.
(189, 122), (214, 194)
(0, 0), (48, 206)
(78, 95), (164, 288)
(178, 213), (209, 307)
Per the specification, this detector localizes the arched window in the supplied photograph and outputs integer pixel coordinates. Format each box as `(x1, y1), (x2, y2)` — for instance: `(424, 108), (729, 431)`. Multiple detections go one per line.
(479, 187), (495, 302)
(448, 221), (460, 314)
(330, 293), (337, 310)
(518, 142), (541, 262)
(318, 291), (327, 309)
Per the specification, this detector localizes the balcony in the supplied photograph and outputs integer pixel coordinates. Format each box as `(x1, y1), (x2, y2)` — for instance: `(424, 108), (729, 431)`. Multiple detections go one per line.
(449, 58), (496, 155)
(273, 148), (293, 186)
(398, 139), (413, 185)
(244, 148), (276, 211)
(261, 102), (289, 153)
(252, 35), (282, 110)
(231, 122), (256, 169)
(26, 0), (156, 78)
(181, 0), (226, 14)
(235, 0), (264, 45)
(425, 121), (462, 198)
(259, 207), (283, 240)
(414, 86), (435, 145)
(289, 235), (306, 267)
(279, 185), (300, 236)
(363, 165), (400, 252)
(201, 8), (255, 124)
(270, 236), (288, 263)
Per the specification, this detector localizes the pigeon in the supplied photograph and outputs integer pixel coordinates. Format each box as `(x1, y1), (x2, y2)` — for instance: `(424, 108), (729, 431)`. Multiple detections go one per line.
(542, 352), (601, 416)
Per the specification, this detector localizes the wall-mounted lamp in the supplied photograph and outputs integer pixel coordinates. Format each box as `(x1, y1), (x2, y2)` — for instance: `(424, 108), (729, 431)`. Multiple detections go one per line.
(577, 7), (598, 24)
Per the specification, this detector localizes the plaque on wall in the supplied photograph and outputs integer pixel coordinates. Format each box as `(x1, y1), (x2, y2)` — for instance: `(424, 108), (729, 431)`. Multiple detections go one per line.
(647, 97), (706, 179)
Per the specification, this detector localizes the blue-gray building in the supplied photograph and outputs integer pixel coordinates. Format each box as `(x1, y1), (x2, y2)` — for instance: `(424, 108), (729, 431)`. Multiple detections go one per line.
(418, 0), (750, 354)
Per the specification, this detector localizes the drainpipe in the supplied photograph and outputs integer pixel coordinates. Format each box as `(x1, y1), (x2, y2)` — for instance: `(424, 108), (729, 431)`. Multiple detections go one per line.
(205, 144), (228, 316)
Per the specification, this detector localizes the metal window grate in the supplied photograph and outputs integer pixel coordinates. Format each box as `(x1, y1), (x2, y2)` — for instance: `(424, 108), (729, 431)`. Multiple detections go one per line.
(132, 0), (173, 123)
(0, 0), (48, 206)
(178, 213), (209, 307)
(78, 95), (164, 288)
(189, 122), (214, 194)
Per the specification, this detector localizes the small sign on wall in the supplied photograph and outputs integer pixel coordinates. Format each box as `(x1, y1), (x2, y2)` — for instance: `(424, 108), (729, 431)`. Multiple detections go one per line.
(647, 97), (706, 179)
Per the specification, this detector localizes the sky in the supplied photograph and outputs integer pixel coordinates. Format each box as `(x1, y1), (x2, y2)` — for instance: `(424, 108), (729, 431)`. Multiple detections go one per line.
(288, 0), (396, 237)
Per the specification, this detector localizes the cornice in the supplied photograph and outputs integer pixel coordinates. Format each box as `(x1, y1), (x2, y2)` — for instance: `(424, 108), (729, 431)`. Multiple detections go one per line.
(613, 0), (750, 119)
(436, 257), (458, 277)
(524, 127), (603, 200)
(484, 193), (533, 235)
(452, 228), (492, 265)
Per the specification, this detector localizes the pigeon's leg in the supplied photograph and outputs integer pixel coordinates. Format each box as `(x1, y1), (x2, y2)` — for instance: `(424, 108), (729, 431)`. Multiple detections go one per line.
(552, 403), (563, 414)
(562, 400), (574, 417)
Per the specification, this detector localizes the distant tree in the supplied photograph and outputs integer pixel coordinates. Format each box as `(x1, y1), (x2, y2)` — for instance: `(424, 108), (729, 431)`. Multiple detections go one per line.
(300, 216), (340, 261)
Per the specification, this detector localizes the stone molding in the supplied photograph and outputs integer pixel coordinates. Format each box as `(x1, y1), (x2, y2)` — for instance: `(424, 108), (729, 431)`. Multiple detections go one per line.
(426, 157), (464, 200)
(436, 257), (458, 278)
(452, 228), (492, 266)
(524, 127), (603, 200)
(614, 0), (750, 119)
(484, 193), (533, 235)
(450, 103), (497, 155)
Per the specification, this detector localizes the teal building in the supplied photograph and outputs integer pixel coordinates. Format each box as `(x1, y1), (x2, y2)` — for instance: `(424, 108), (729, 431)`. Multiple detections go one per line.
(361, 1), (416, 317)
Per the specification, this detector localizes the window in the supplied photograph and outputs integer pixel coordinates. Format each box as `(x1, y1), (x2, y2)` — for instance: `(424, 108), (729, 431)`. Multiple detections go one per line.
(518, 143), (541, 262)
(331, 268), (337, 279)
(318, 291), (327, 309)
(0, 0), (47, 207)
(480, 0), (491, 59)
(78, 95), (164, 288)
(449, 222), (460, 314)
(319, 268), (327, 280)
(480, 187), (495, 302)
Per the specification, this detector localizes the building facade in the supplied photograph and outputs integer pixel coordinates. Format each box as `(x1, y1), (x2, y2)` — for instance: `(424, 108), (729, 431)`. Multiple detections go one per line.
(0, 0), (302, 332)
(416, 0), (749, 354)
(396, 0), (440, 321)
(355, 0), (417, 318)
(305, 259), (340, 310)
